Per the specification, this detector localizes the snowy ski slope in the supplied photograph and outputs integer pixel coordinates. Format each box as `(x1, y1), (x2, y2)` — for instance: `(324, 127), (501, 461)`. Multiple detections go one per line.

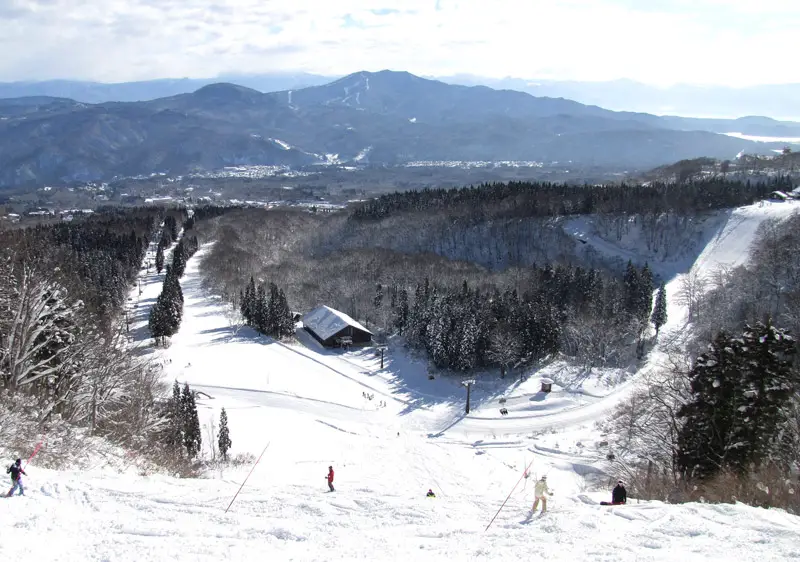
(3, 201), (800, 561)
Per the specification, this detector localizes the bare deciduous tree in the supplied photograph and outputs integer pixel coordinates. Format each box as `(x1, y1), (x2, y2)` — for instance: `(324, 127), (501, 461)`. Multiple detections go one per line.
(204, 418), (218, 462)
(603, 348), (692, 498)
(675, 269), (706, 322)
(487, 326), (521, 379)
(65, 327), (151, 432)
(2, 263), (83, 390)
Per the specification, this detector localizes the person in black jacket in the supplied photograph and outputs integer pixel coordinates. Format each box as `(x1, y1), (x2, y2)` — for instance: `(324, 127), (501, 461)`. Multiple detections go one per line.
(6, 458), (26, 497)
(611, 480), (627, 505)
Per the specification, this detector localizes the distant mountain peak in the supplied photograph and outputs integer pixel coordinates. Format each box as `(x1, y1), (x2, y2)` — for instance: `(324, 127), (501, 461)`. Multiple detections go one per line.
(192, 82), (263, 102)
(337, 69), (435, 86)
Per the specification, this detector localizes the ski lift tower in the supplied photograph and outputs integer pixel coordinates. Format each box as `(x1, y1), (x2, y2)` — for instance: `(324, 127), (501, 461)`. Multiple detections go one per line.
(376, 345), (388, 369)
(462, 379), (476, 414)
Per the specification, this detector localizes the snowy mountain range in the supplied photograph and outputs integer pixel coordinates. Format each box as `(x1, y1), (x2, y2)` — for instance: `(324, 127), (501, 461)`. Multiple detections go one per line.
(4, 72), (800, 122)
(0, 70), (797, 188)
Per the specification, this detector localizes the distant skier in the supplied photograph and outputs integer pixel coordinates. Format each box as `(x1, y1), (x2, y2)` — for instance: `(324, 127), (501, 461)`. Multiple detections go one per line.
(6, 458), (26, 497)
(532, 475), (552, 513)
(426, 489), (436, 498)
(326, 466), (335, 492)
(601, 480), (627, 505)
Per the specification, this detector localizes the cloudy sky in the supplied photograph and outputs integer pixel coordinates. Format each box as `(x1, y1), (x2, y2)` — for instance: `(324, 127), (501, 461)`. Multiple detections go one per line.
(1, 0), (797, 86)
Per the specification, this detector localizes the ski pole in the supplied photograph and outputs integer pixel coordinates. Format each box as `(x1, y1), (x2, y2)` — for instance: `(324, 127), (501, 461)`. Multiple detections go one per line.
(522, 454), (530, 492)
(485, 457), (535, 532)
(19, 436), (45, 474)
(431, 476), (447, 497)
(225, 441), (270, 513)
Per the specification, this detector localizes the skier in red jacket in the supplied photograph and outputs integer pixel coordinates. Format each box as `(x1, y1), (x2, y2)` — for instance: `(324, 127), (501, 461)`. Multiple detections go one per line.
(326, 466), (335, 492)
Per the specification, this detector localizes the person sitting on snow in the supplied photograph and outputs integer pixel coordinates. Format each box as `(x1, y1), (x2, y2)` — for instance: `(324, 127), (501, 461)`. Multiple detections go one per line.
(612, 480), (627, 505)
(426, 489), (436, 498)
(532, 475), (552, 513)
(6, 458), (26, 497)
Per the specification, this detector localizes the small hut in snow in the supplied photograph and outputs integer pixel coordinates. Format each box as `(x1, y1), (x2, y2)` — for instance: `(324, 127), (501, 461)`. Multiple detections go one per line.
(302, 305), (373, 348)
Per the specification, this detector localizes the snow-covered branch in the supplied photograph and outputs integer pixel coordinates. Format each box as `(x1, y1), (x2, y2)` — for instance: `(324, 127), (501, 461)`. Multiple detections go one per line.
(2, 264), (83, 390)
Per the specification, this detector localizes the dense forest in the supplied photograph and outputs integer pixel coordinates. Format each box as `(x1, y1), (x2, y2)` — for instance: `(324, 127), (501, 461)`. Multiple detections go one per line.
(351, 177), (787, 221)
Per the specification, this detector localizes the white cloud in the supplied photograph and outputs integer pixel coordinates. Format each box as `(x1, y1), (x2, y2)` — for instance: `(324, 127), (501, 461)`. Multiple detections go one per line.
(0, 0), (796, 86)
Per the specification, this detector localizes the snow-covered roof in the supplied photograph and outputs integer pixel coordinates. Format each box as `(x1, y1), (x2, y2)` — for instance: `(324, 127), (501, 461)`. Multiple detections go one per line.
(302, 305), (372, 341)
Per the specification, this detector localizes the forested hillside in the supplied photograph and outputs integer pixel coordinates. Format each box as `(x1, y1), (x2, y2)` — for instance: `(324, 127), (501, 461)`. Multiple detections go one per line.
(197, 178), (790, 374)
(0, 207), (211, 471)
(606, 207), (800, 509)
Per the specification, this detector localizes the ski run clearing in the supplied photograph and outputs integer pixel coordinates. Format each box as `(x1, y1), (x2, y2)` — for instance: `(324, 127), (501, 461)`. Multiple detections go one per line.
(4, 201), (800, 561)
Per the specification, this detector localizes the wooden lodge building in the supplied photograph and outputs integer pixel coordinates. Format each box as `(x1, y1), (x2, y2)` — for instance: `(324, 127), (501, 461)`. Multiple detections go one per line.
(302, 305), (373, 347)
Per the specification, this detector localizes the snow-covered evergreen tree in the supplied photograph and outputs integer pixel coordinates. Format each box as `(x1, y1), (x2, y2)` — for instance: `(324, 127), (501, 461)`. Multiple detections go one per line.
(181, 383), (202, 459)
(266, 282), (280, 336)
(171, 240), (187, 278)
(677, 322), (796, 480)
(165, 215), (178, 241)
(241, 277), (256, 325)
(148, 294), (169, 344)
(727, 321), (795, 473)
(159, 266), (183, 336)
(623, 260), (641, 316)
(255, 283), (267, 333)
(457, 313), (478, 371)
(427, 296), (450, 368)
(639, 263), (654, 320)
(393, 288), (409, 334)
(155, 241), (165, 274)
(677, 330), (742, 479)
(165, 380), (184, 458)
(651, 282), (668, 337)
(405, 284), (426, 345)
(218, 408), (232, 462)
(389, 284), (397, 313)
(276, 288), (295, 338)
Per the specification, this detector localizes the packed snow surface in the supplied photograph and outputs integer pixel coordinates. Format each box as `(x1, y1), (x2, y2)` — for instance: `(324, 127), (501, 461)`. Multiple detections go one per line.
(6, 469), (800, 561)
(3, 201), (800, 561)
